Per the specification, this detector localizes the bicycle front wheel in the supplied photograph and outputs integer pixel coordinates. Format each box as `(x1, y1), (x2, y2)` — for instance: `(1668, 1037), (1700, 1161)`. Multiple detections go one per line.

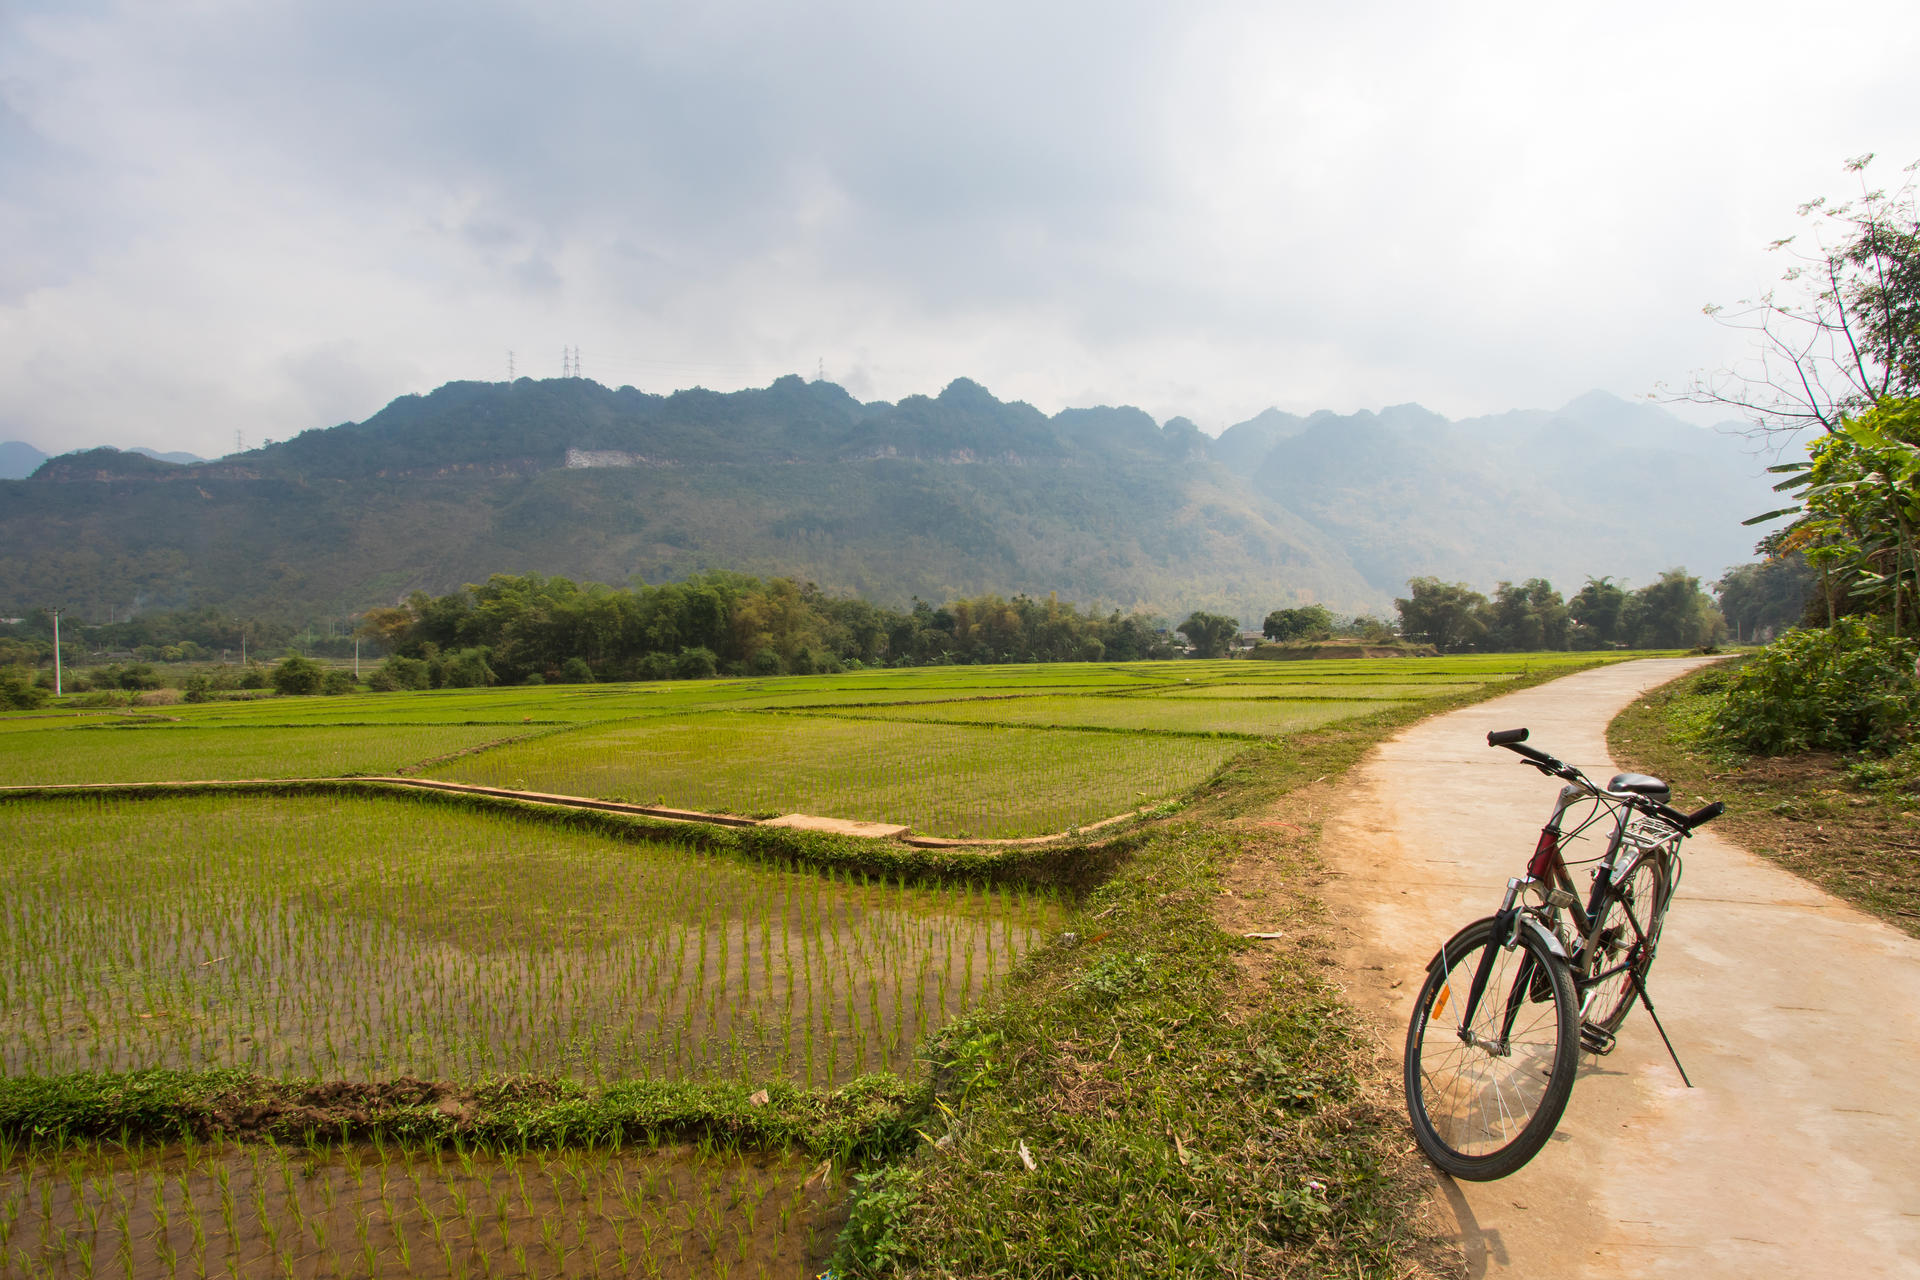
(1404, 915), (1579, 1180)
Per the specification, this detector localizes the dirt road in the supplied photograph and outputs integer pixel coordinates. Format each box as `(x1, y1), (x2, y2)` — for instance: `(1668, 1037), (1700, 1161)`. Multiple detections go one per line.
(1320, 658), (1920, 1278)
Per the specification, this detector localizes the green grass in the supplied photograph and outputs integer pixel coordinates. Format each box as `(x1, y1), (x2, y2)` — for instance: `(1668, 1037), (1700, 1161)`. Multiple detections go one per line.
(428, 712), (1248, 837)
(818, 693), (1409, 737)
(0, 795), (1062, 1084)
(0, 722), (540, 784)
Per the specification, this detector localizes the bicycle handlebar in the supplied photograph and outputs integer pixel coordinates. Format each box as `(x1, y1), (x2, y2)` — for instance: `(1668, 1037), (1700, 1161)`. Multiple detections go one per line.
(1486, 729), (1724, 833)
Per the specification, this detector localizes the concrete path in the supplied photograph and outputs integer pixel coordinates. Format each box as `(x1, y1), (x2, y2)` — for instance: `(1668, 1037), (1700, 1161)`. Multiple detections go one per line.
(1319, 659), (1920, 1278)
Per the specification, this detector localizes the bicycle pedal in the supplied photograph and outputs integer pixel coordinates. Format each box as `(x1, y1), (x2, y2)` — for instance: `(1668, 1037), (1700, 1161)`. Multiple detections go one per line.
(1580, 1023), (1616, 1055)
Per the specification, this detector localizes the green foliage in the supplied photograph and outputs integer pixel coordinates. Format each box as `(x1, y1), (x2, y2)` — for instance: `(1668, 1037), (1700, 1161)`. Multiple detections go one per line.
(1262, 605), (1334, 643)
(1176, 611), (1240, 658)
(1, 669), (52, 710)
(1708, 619), (1919, 754)
(1393, 578), (1488, 652)
(1486, 578), (1569, 651)
(115, 663), (164, 691)
(1620, 568), (1726, 649)
(441, 647), (497, 688)
(1716, 553), (1815, 641)
(270, 654), (325, 695)
(673, 646), (718, 679)
(320, 668), (356, 695)
(1568, 576), (1626, 647)
(367, 655), (431, 692)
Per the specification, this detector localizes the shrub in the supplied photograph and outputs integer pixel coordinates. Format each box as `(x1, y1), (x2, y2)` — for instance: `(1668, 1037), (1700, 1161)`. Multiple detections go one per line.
(181, 674), (212, 703)
(367, 656), (430, 692)
(442, 647), (496, 688)
(673, 646), (718, 680)
(270, 655), (325, 696)
(117, 664), (164, 691)
(238, 667), (269, 690)
(1708, 620), (1919, 755)
(320, 669), (356, 695)
(559, 657), (594, 684)
(0, 671), (50, 710)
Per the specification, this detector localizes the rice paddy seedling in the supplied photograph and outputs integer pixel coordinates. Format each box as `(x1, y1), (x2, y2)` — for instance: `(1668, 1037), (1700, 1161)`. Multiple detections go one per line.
(430, 711), (1246, 837)
(0, 722), (545, 786)
(0, 794), (1060, 1084)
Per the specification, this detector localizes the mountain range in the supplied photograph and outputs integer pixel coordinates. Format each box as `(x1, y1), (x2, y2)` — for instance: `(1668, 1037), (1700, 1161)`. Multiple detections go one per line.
(0, 377), (1779, 625)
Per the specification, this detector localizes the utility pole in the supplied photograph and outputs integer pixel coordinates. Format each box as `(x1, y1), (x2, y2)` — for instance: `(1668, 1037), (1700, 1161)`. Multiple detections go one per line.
(508, 349), (515, 380)
(50, 608), (62, 696)
(354, 635), (360, 679)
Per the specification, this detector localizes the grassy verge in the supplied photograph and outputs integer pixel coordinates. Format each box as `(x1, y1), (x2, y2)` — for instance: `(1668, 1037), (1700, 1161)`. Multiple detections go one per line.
(0, 1070), (916, 1160)
(830, 659), (1619, 1278)
(1610, 664), (1920, 938)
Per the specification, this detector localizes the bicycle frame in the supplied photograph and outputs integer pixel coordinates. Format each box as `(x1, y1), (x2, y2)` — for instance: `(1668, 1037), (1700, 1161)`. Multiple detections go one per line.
(1459, 751), (1706, 1036)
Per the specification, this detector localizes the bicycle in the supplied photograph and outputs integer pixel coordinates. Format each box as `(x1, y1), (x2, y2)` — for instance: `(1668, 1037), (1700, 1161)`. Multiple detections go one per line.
(1401, 727), (1724, 1180)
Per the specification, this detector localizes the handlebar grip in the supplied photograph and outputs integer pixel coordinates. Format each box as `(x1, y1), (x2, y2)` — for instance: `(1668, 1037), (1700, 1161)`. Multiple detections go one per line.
(1487, 728), (1529, 746)
(1684, 801), (1725, 829)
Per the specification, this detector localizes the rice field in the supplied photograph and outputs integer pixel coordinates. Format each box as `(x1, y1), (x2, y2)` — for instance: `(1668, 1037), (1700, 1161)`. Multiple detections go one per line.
(0, 1133), (844, 1280)
(0, 652), (1625, 1273)
(810, 692), (1407, 737)
(0, 724), (547, 786)
(427, 713), (1247, 837)
(0, 796), (1057, 1086)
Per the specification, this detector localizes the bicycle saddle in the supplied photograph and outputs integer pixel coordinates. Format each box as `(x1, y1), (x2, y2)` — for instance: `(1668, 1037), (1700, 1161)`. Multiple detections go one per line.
(1606, 772), (1670, 802)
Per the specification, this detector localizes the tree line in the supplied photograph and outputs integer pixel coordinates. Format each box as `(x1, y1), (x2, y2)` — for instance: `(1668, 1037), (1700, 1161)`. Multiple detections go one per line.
(1390, 570), (1732, 653)
(348, 571), (1185, 688)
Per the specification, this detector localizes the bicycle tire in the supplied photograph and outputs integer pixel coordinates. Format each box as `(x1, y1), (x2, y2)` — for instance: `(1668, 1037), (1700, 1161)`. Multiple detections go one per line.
(1404, 915), (1580, 1180)
(1581, 855), (1669, 1034)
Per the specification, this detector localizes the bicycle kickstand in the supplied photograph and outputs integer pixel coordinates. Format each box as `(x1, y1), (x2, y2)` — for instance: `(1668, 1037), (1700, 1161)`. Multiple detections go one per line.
(1627, 967), (1693, 1089)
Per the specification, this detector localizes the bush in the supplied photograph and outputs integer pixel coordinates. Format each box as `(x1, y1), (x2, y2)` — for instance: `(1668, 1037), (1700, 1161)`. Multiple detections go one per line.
(270, 655), (325, 696)
(367, 656), (430, 692)
(320, 669), (356, 695)
(442, 647), (496, 689)
(1708, 620), (1920, 755)
(673, 646), (718, 680)
(559, 657), (594, 684)
(238, 667), (269, 690)
(0, 671), (50, 710)
(117, 664), (164, 691)
(181, 673), (212, 703)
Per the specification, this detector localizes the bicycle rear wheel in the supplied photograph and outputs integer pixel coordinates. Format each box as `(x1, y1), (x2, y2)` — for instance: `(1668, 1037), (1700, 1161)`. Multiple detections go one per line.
(1404, 915), (1579, 1180)
(1580, 854), (1669, 1034)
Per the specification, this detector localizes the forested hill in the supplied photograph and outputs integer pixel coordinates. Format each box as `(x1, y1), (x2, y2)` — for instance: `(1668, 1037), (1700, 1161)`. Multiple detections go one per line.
(0, 376), (1773, 623)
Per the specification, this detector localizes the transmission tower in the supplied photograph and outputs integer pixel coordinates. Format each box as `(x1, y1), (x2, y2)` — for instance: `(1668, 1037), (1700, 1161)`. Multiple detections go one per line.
(508, 349), (515, 380)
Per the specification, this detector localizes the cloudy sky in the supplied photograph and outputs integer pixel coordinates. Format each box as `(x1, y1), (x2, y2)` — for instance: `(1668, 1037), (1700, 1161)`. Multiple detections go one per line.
(2, 0), (1916, 459)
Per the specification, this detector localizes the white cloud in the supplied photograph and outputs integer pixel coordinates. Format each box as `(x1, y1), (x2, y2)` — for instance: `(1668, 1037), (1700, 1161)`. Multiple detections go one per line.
(0, 0), (1915, 455)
